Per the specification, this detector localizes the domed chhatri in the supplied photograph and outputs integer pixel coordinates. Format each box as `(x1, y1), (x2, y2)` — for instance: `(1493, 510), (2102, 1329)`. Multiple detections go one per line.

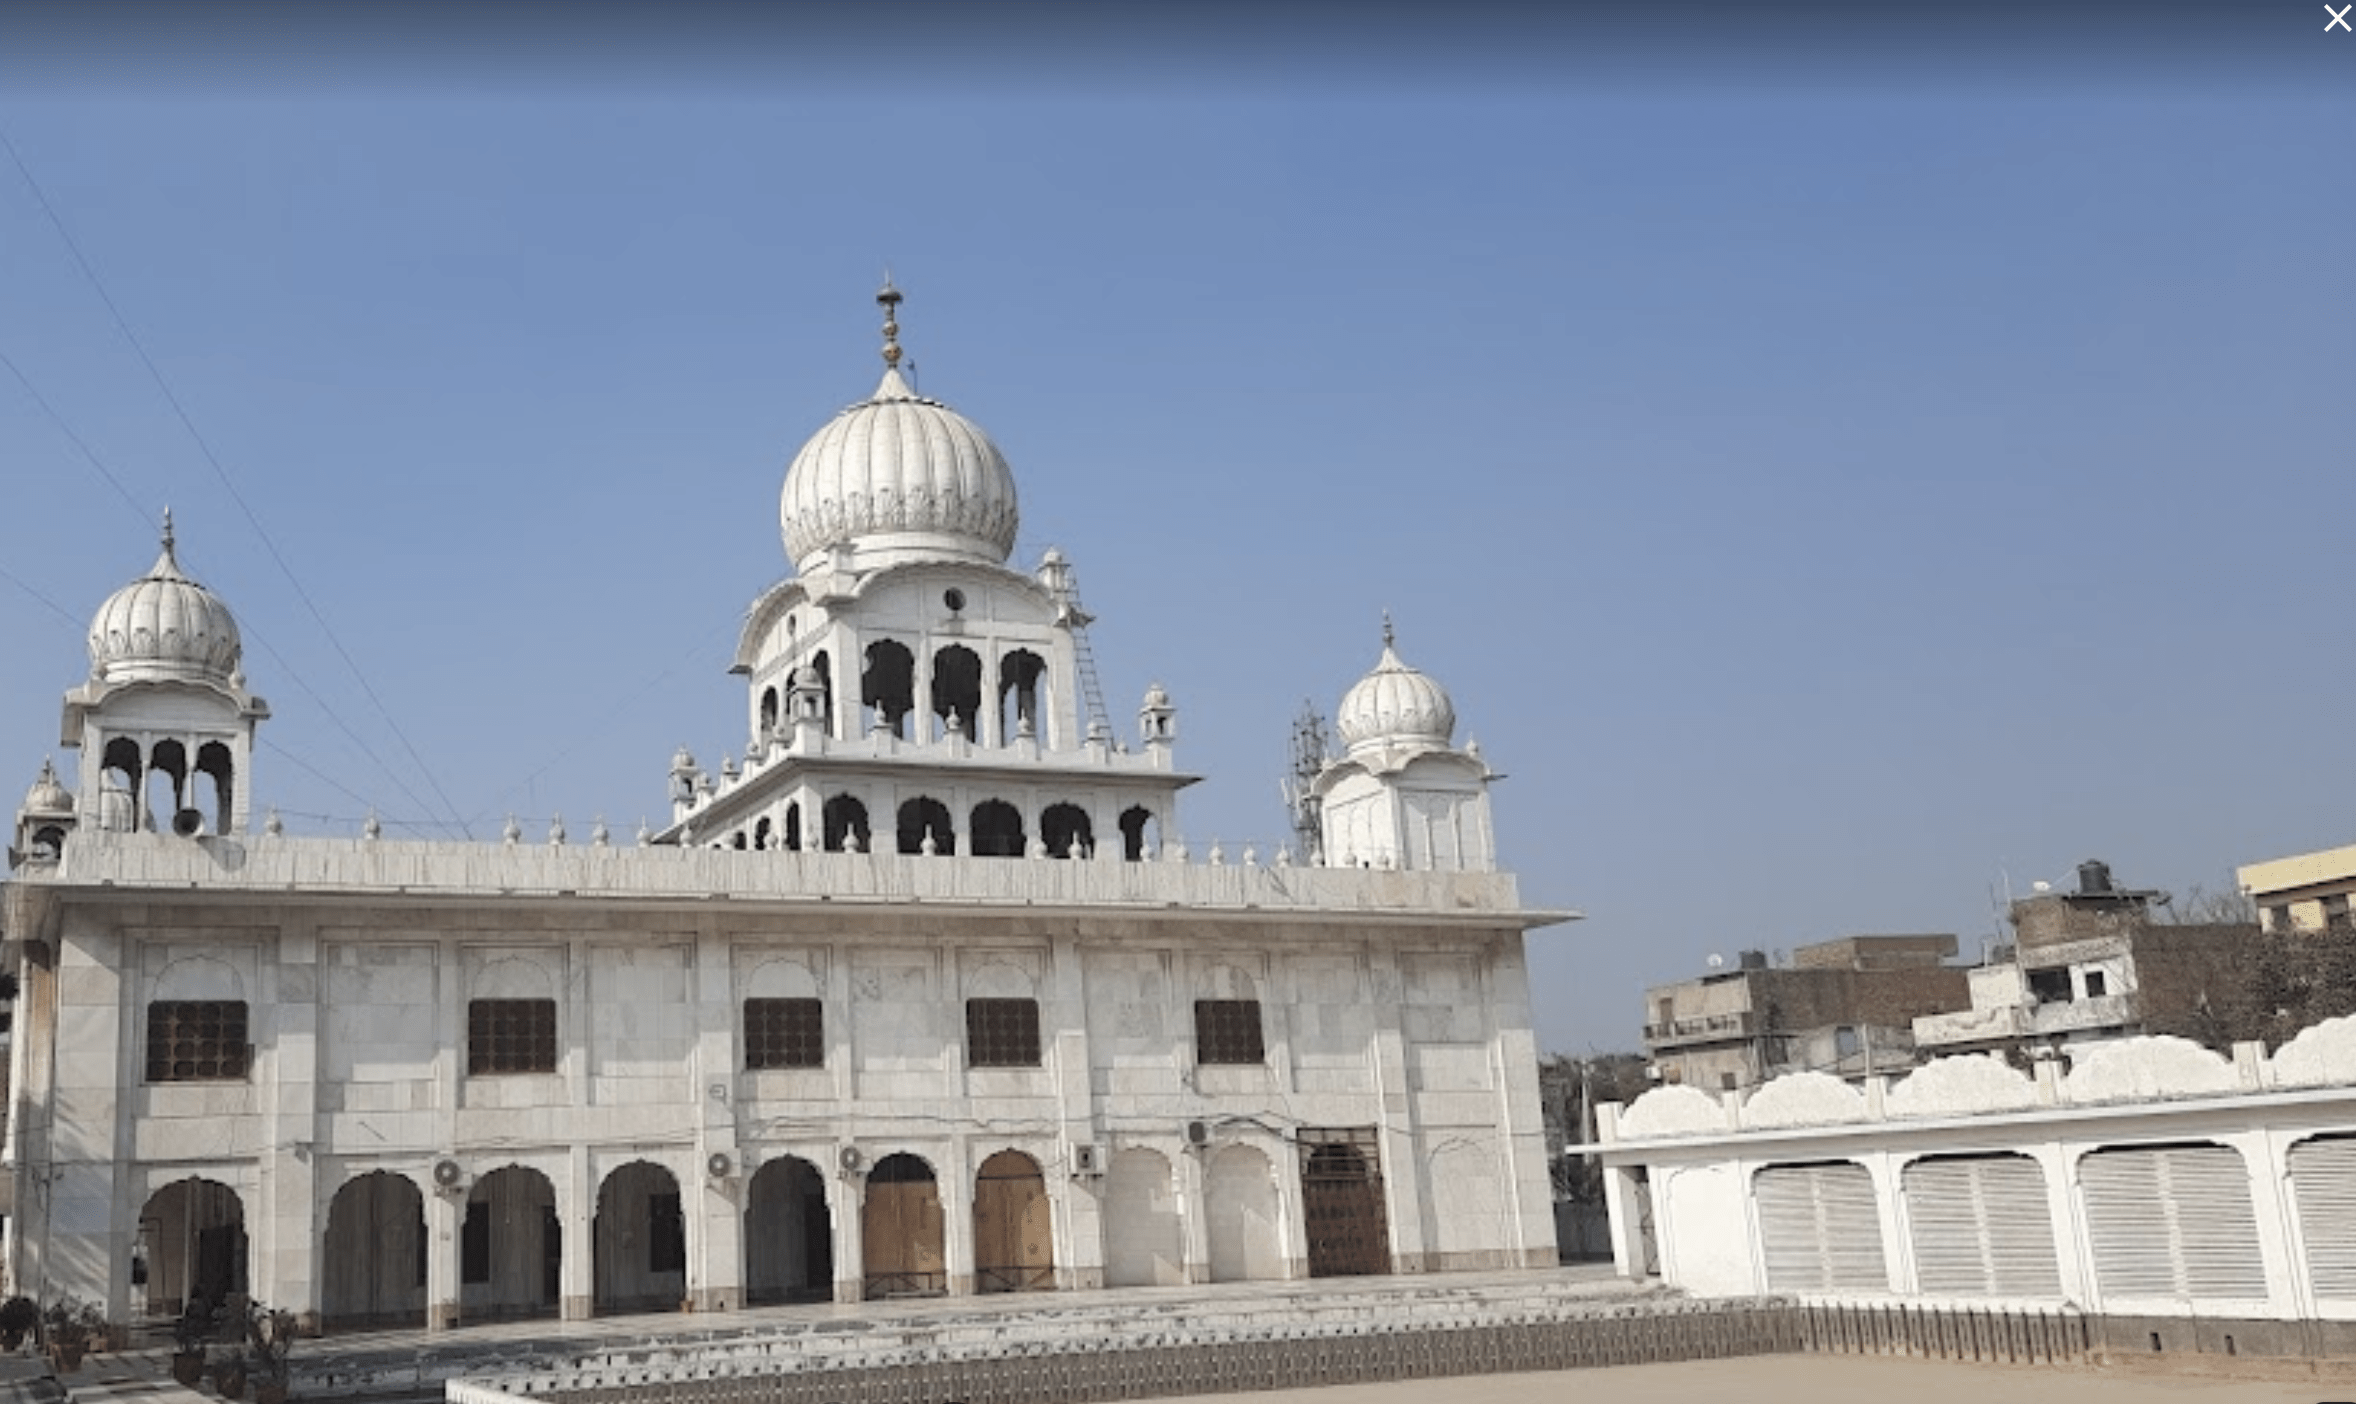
(21, 758), (71, 815)
(86, 510), (243, 686)
(778, 283), (1020, 571)
(1336, 618), (1456, 755)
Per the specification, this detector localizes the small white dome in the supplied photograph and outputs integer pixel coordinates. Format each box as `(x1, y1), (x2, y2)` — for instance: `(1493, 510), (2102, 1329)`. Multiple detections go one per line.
(87, 521), (242, 686)
(1336, 637), (1455, 753)
(779, 367), (1020, 569)
(22, 758), (72, 815)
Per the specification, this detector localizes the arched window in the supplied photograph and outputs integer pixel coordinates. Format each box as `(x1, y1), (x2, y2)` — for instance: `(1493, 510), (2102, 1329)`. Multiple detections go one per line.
(1042, 803), (1092, 859)
(970, 800), (1025, 858)
(998, 649), (1046, 744)
(101, 736), (143, 834)
(861, 641), (916, 739)
(897, 797), (955, 855)
(753, 817), (772, 851)
(147, 738), (189, 833)
(822, 795), (870, 853)
(759, 687), (780, 735)
(1119, 806), (1160, 862)
(811, 650), (834, 734)
(931, 645), (982, 741)
(195, 741), (234, 835)
(783, 802), (803, 853)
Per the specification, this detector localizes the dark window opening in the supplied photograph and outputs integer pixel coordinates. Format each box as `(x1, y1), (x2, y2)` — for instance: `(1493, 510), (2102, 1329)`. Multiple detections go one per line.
(966, 998), (1042, 1067)
(745, 997), (825, 1069)
(468, 998), (558, 1075)
(823, 794), (870, 852)
(1119, 805), (1158, 862)
(146, 1000), (250, 1082)
(861, 639), (916, 738)
(2026, 968), (2073, 1004)
(998, 649), (1047, 744)
(461, 1201), (490, 1284)
(1194, 999), (1266, 1065)
(930, 644), (982, 741)
(970, 799), (1025, 858)
(1041, 802), (1092, 859)
(2083, 970), (2108, 998)
(897, 796), (955, 855)
(649, 1192), (685, 1274)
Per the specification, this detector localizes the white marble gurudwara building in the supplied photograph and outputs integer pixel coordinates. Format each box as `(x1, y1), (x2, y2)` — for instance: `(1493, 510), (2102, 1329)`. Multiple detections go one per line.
(0, 287), (1570, 1332)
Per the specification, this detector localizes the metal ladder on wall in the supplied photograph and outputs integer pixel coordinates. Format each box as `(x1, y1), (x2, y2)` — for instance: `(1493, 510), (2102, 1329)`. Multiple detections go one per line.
(1056, 564), (1115, 743)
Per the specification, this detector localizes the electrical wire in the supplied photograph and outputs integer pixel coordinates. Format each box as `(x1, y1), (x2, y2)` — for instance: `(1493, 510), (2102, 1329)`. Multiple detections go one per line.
(0, 124), (474, 840)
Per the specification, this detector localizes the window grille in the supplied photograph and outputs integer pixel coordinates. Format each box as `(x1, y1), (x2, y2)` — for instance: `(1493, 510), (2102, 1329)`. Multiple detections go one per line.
(145, 1000), (250, 1082)
(468, 998), (558, 1075)
(745, 997), (825, 1069)
(1194, 999), (1266, 1065)
(966, 997), (1042, 1067)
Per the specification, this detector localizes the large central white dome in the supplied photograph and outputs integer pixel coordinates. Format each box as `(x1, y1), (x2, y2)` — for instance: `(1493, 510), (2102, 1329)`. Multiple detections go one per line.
(779, 366), (1020, 570)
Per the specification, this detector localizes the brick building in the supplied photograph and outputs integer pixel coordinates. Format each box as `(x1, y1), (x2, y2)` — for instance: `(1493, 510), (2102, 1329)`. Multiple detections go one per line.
(1641, 935), (1967, 1092)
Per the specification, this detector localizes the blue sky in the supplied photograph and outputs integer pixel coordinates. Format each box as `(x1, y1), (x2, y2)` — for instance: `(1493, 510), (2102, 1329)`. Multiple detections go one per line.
(1, 8), (2349, 1053)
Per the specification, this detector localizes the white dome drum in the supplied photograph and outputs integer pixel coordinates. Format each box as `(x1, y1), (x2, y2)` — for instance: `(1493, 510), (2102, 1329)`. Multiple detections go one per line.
(87, 520), (243, 686)
(779, 365), (1020, 569)
(1336, 636), (1456, 753)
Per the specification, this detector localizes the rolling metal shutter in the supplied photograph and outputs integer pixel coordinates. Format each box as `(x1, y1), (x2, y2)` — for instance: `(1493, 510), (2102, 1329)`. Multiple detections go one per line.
(2291, 1134), (2356, 1299)
(1755, 1162), (1887, 1294)
(1902, 1154), (2062, 1298)
(2081, 1144), (2266, 1301)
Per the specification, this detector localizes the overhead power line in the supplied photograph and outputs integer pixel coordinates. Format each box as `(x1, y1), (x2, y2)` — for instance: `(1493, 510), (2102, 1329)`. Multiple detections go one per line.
(0, 125), (475, 838)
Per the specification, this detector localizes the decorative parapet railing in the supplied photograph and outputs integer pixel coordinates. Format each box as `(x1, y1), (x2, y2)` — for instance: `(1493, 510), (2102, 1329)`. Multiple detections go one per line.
(20, 831), (1560, 925)
(1602, 1014), (2356, 1144)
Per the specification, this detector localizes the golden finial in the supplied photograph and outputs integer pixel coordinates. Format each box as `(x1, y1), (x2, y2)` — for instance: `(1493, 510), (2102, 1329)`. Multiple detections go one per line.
(877, 273), (904, 369)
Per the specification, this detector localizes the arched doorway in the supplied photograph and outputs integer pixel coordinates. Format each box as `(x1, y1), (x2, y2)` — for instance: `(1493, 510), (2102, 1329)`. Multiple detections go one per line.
(745, 1157), (833, 1304)
(896, 797), (955, 855)
(594, 1160), (687, 1315)
(1103, 1149), (1183, 1287)
(321, 1171), (425, 1329)
(462, 1166), (560, 1322)
(970, 800), (1025, 858)
(1041, 803), (1092, 859)
(1300, 1135), (1390, 1278)
(823, 794), (870, 852)
(1207, 1145), (1283, 1282)
(860, 1153), (945, 1298)
(1119, 806), (1159, 862)
(137, 1178), (246, 1320)
(973, 1150), (1055, 1293)
(931, 645), (982, 741)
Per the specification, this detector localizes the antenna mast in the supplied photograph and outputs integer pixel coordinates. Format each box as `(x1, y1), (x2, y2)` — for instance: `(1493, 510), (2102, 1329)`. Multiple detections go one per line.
(1282, 700), (1332, 861)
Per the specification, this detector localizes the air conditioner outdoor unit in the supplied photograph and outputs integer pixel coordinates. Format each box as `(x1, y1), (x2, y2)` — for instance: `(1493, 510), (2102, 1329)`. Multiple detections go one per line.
(1184, 1119), (1211, 1149)
(838, 1145), (864, 1173)
(1071, 1143), (1104, 1177)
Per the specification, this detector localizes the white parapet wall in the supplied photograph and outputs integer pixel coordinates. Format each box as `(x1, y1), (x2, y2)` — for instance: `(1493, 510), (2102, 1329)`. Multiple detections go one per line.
(1593, 1015), (2356, 1324)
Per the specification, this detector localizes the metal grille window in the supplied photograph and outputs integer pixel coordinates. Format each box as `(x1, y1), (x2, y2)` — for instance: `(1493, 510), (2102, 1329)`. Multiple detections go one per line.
(2292, 1134), (2356, 1299)
(2082, 1143), (2266, 1300)
(146, 1000), (250, 1082)
(468, 998), (558, 1075)
(1755, 1161), (1888, 1293)
(966, 998), (1042, 1067)
(1902, 1154), (2062, 1298)
(1194, 999), (1265, 1065)
(745, 997), (825, 1069)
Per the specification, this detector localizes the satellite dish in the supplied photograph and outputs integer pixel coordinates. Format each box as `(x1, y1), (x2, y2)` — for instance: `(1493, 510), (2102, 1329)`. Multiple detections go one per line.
(1706, 953), (1725, 970)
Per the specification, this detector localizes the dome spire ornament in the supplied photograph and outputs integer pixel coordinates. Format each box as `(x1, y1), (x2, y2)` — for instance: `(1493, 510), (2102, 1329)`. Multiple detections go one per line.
(877, 274), (904, 369)
(1382, 610), (1394, 650)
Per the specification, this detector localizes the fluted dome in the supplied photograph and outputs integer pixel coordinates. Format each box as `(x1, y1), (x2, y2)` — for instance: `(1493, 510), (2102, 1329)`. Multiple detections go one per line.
(87, 524), (243, 686)
(1337, 639), (1456, 753)
(22, 758), (71, 815)
(780, 367), (1020, 569)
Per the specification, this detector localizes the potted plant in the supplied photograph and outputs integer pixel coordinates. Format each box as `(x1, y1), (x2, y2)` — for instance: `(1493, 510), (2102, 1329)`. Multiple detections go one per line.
(243, 1302), (298, 1404)
(40, 1295), (102, 1373)
(170, 1296), (219, 1386)
(0, 1296), (36, 1353)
